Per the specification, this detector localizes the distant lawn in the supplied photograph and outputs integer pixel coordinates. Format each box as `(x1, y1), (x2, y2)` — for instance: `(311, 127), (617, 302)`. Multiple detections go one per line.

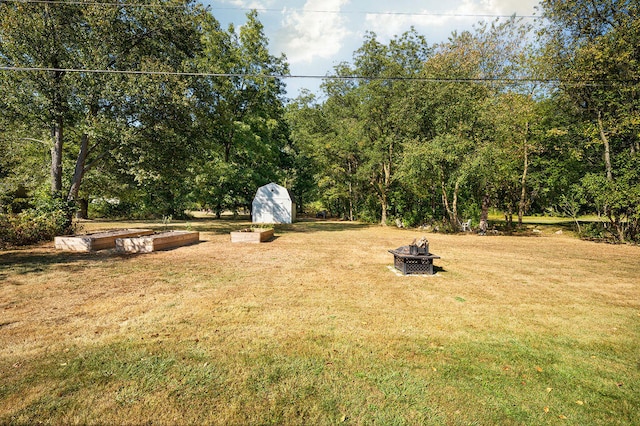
(1, 219), (638, 425)
(488, 213), (604, 225)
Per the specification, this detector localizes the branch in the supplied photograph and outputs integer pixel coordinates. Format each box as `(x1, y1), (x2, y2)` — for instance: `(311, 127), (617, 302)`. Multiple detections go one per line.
(589, 0), (616, 31)
(87, 140), (101, 155)
(4, 137), (51, 146)
(83, 150), (110, 173)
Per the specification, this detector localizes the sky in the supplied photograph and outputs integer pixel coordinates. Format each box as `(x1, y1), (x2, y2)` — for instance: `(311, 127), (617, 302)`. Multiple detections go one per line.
(202, 0), (541, 98)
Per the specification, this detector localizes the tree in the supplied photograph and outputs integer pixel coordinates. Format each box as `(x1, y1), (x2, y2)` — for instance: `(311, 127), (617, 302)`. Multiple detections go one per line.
(285, 90), (330, 215)
(319, 29), (430, 224)
(479, 92), (541, 228)
(539, 0), (640, 241)
(402, 18), (533, 230)
(319, 68), (367, 220)
(1, 0), (204, 216)
(190, 10), (290, 216)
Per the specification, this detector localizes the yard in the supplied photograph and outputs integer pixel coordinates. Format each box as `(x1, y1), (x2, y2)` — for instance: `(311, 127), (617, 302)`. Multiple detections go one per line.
(1, 219), (639, 425)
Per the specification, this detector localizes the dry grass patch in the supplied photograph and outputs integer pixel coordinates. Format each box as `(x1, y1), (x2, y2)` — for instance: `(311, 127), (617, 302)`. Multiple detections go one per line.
(1, 219), (639, 425)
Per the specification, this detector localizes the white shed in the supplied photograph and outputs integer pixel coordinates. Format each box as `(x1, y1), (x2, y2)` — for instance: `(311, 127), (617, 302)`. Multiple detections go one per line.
(252, 183), (296, 224)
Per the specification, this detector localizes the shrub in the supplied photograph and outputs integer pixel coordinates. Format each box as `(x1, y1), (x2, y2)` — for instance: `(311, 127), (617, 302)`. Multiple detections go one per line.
(0, 196), (75, 248)
(89, 197), (137, 219)
(579, 222), (614, 243)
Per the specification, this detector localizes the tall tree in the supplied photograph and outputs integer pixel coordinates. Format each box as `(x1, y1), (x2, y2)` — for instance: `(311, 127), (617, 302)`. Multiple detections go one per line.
(404, 18), (532, 230)
(323, 29), (430, 224)
(539, 0), (640, 241)
(1, 0), (203, 215)
(190, 10), (289, 216)
(317, 65), (366, 220)
(285, 90), (333, 216)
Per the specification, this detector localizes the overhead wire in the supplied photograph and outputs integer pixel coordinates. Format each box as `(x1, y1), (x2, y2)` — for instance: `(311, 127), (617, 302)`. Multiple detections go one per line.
(1, 0), (190, 7)
(3, 1), (625, 88)
(2, 0), (538, 19)
(1, 66), (636, 87)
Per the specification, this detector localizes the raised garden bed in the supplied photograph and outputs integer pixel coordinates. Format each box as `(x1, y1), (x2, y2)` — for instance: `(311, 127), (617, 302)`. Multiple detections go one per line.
(230, 228), (274, 243)
(115, 231), (200, 253)
(54, 229), (154, 252)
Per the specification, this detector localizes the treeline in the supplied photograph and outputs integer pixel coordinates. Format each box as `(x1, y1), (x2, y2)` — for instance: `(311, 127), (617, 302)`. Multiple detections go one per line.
(1, 0), (292, 227)
(1, 0), (639, 244)
(287, 1), (640, 242)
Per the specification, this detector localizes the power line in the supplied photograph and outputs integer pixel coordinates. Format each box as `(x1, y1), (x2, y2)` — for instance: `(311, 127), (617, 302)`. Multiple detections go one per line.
(1, 0), (189, 7)
(210, 7), (537, 20)
(1, 66), (636, 87)
(2, 0), (538, 19)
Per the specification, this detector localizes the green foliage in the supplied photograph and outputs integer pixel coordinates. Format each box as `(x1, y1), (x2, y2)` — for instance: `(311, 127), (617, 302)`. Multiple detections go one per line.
(578, 222), (610, 242)
(1, 5), (291, 220)
(291, 19), (536, 229)
(2, 1), (638, 241)
(285, 8), (639, 241)
(538, 0), (640, 242)
(88, 198), (139, 220)
(187, 11), (290, 215)
(0, 194), (75, 248)
(0, 0), (205, 213)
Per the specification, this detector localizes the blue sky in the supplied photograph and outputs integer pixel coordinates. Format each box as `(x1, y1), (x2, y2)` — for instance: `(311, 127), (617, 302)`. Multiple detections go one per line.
(202, 0), (540, 98)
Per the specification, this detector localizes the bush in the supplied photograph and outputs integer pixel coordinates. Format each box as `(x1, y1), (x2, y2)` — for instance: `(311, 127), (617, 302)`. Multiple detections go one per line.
(89, 198), (137, 219)
(578, 222), (614, 243)
(0, 196), (76, 248)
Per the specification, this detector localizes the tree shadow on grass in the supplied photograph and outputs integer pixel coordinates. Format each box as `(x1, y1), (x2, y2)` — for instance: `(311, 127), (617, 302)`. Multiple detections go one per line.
(1, 238), (213, 279)
(155, 218), (373, 235)
(274, 220), (373, 234)
(0, 248), (115, 280)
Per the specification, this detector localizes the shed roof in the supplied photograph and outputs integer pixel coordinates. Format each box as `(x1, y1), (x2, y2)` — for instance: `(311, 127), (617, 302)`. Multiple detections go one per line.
(254, 182), (294, 202)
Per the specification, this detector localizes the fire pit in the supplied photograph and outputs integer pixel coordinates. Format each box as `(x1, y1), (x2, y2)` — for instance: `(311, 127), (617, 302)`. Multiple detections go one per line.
(389, 237), (440, 275)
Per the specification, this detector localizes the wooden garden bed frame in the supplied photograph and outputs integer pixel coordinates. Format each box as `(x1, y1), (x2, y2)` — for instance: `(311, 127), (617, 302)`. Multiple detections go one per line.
(115, 231), (200, 253)
(230, 228), (274, 243)
(54, 229), (154, 252)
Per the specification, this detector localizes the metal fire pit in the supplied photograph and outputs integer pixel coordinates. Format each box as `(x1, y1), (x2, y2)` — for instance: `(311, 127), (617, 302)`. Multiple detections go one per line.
(389, 245), (440, 275)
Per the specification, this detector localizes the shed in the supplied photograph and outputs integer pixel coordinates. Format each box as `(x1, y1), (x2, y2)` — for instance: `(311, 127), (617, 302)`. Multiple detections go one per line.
(252, 183), (296, 224)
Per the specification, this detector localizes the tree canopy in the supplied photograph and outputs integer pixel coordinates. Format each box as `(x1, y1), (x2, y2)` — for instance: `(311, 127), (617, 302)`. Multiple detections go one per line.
(1, 1), (638, 243)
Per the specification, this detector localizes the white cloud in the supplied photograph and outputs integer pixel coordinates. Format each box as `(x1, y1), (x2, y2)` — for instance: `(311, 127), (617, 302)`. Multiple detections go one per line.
(363, 11), (446, 41)
(206, 0), (540, 96)
(220, 0), (270, 9)
(364, 0), (538, 41)
(278, 0), (353, 65)
(454, 0), (538, 16)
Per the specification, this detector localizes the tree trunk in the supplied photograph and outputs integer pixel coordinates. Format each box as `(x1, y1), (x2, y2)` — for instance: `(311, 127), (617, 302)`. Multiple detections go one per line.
(441, 181), (450, 222)
(224, 143), (231, 163)
(608, 212), (626, 243)
(380, 191), (388, 225)
(440, 179), (457, 228)
(348, 162), (354, 221)
(597, 111), (624, 242)
(452, 180), (459, 228)
(597, 111), (613, 182)
(67, 133), (90, 202)
(76, 198), (89, 219)
(348, 181), (354, 221)
(380, 161), (391, 226)
(479, 193), (490, 235)
(518, 122), (529, 228)
(505, 209), (513, 229)
(50, 121), (64, 195)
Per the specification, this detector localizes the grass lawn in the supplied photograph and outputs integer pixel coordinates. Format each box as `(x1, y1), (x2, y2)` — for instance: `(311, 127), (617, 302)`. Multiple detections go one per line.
(1, 218), (639, 425)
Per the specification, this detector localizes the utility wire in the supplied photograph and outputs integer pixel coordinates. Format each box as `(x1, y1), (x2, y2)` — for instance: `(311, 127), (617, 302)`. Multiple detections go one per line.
(1, 66), (635, 87)
(1, 0), (190, 7)
(2, 0), (538, 18)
